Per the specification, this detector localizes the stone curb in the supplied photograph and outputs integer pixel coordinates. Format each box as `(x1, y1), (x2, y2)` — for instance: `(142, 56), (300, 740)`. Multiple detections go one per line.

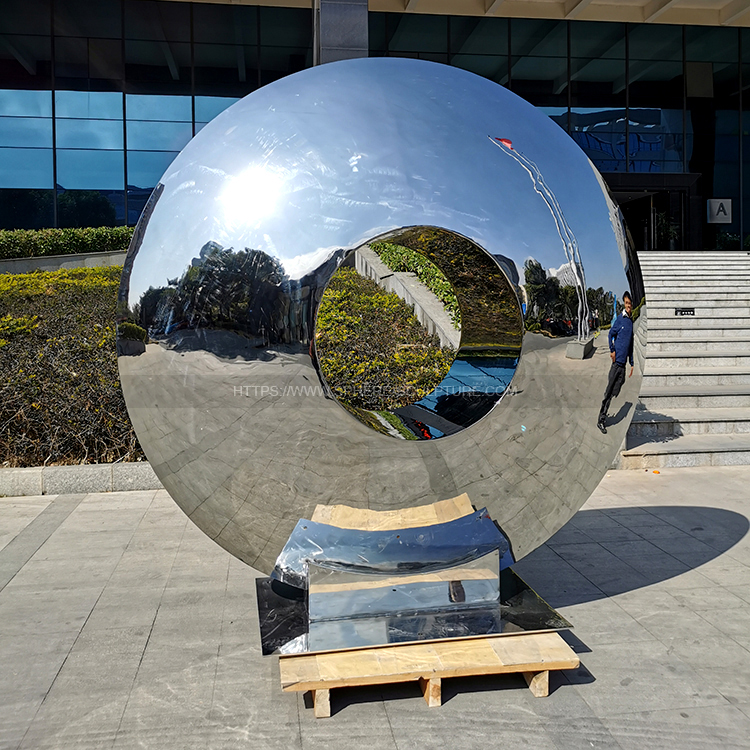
(0, 251), (126, 275)
(0, 462), (163, 497)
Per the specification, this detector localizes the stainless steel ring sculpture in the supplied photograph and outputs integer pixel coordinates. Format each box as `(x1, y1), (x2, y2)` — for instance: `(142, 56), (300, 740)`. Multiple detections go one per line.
(117, 58), (645, 573)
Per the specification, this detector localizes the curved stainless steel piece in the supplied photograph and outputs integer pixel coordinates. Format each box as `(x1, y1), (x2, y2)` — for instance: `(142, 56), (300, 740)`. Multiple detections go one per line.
(271, 508), (510, 589)
(117, 57), (645, 573)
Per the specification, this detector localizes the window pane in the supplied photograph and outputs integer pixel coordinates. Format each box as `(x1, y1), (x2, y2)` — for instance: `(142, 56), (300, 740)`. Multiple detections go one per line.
(686, 26), (738, 64)
(56, 118), (123, 149)
(54, 0), (122, 38)
(450, 17), (507, 56)
(194, 43), (259, 97)
(55, 90), (123, 119)
(57, 149), (124, 190)
(0, 88), (52, 117)
(127, 150), (178, 189)
(571, 109), (627, 173)
(195, 96), (240, 124)
(124, 40), (191, 95)
(629, 109), (684, 172)
(0, 34), (53, 90)
(260, 47), (310, 85)
(0, 116), (52, 147)
(260, 7), (312, 49)
(126, 93), (191, 121)
(629, 24), (682, 62)
(194, 3), (258, 45)
(54, 36), (124, 85)
(124, 0), (190, 42)
(58, 189), (123, 227)
(386, 15), (447, 55)
(510, 56), (568, 105)
(259, 7), (312, 86)
(0, 0), (51, 36)
(570, 22), (625, 59)
(511, 19), (566, 58)
(0, 146), (53, 188)
(452, 53), (508, 82)
(0, 188), (54, 229)
(449, 16), (507, 81)
(369, 13), (386, 55)
(126, 120), (191, 150)
(570, 57), (626, 109)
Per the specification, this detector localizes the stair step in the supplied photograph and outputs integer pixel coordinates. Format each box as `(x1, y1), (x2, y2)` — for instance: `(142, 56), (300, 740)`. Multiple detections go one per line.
(646, 293), (750, 301)
(645, 351), (750, 367)
(643, 367), (750, 386)
(645, 279), (750, 292)
(649, 308), (750, 319)
(648, 325), (750, 338)
(647, 337), (750, 351)
(647, 317), (750, 328)
(639, 384), (750, 409)
(628, 408), (750, 437)
(620, 433), (750, 469)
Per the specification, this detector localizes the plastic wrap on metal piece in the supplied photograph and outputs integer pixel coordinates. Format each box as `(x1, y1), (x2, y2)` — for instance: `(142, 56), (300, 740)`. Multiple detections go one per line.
(307, 549), (501, 622)
(270, 509), (512, 589)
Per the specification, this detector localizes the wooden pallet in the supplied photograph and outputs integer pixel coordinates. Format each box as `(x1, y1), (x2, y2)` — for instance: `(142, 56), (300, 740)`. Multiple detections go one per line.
(279, 630), (579, 718)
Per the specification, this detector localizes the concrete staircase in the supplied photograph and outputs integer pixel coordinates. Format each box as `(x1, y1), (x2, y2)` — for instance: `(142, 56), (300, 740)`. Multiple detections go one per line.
(621, 251), (750, 469)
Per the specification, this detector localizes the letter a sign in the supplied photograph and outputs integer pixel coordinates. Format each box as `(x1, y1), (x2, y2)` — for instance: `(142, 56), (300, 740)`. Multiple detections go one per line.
(708, 199), (732, 224)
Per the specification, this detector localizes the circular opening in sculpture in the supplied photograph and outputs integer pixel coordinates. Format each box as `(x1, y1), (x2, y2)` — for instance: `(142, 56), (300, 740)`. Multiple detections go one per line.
(314, 227), (524, 440)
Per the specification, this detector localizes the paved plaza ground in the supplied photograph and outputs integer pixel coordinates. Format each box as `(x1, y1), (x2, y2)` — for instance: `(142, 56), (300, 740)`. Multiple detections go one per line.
(2, 466), (750, 749)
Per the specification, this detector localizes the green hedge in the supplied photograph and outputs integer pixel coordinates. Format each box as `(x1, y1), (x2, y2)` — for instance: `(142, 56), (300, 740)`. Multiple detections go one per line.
(0, 226), (134, 260)
(0, 266), (143, 467)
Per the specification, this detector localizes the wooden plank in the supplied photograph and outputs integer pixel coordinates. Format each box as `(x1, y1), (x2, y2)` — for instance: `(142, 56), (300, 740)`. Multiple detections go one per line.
(310, 493), (474, 531)
(312, 688), (331, 718)
(419, 676), (442, 707)
(523, 671), (549, 698)
(309, 567), (497, 594)
(279, 632), (579, 693)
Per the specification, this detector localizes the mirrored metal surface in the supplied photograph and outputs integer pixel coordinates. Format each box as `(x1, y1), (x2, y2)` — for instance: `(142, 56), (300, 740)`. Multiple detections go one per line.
(255, 568), (572, 655)
(117, 57), (645, 573)
(308, 550), (501, 622)
(271, 508), (511, 589)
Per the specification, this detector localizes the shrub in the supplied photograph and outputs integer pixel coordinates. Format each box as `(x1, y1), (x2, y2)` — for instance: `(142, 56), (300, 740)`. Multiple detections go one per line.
(0, 226), (134, 260)
(631, 296), (646, 322)
(0, 266), (143, 467)
(118, 322), (147, 343)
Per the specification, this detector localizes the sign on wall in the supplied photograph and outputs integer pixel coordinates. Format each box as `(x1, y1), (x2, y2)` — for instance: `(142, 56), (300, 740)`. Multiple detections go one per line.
(707, 199), (732, 224)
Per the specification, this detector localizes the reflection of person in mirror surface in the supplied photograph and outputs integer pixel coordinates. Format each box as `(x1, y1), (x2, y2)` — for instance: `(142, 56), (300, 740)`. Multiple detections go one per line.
(597, 292), (634, 435)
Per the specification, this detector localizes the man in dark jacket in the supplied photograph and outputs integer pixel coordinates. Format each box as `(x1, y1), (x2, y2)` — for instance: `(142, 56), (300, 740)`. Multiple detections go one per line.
(598, 292), (634, 434)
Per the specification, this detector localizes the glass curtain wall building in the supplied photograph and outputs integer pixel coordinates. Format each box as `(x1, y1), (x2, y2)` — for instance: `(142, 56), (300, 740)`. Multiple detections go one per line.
(0, 0), (747, 252)
(0, 0), (312, 228)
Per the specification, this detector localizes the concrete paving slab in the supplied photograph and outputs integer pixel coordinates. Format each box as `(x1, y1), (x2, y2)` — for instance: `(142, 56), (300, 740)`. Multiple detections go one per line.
(0, 466), (749, 749)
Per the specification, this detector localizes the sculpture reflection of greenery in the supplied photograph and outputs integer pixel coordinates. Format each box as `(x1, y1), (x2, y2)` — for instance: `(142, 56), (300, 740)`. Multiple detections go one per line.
(315, 267), (454, 412)
(370, 241), (461, 328)
(523, 258), (616, 336)
(373, 228), (523, 354)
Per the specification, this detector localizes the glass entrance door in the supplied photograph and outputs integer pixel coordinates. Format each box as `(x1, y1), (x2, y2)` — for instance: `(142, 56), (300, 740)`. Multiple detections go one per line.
(616, 189), (685, 253)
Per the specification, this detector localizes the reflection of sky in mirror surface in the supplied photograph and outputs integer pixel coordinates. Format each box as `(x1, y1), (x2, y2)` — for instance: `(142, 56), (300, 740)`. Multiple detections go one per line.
(127, 58), (627, 305)
(416, 358), (517, 415)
